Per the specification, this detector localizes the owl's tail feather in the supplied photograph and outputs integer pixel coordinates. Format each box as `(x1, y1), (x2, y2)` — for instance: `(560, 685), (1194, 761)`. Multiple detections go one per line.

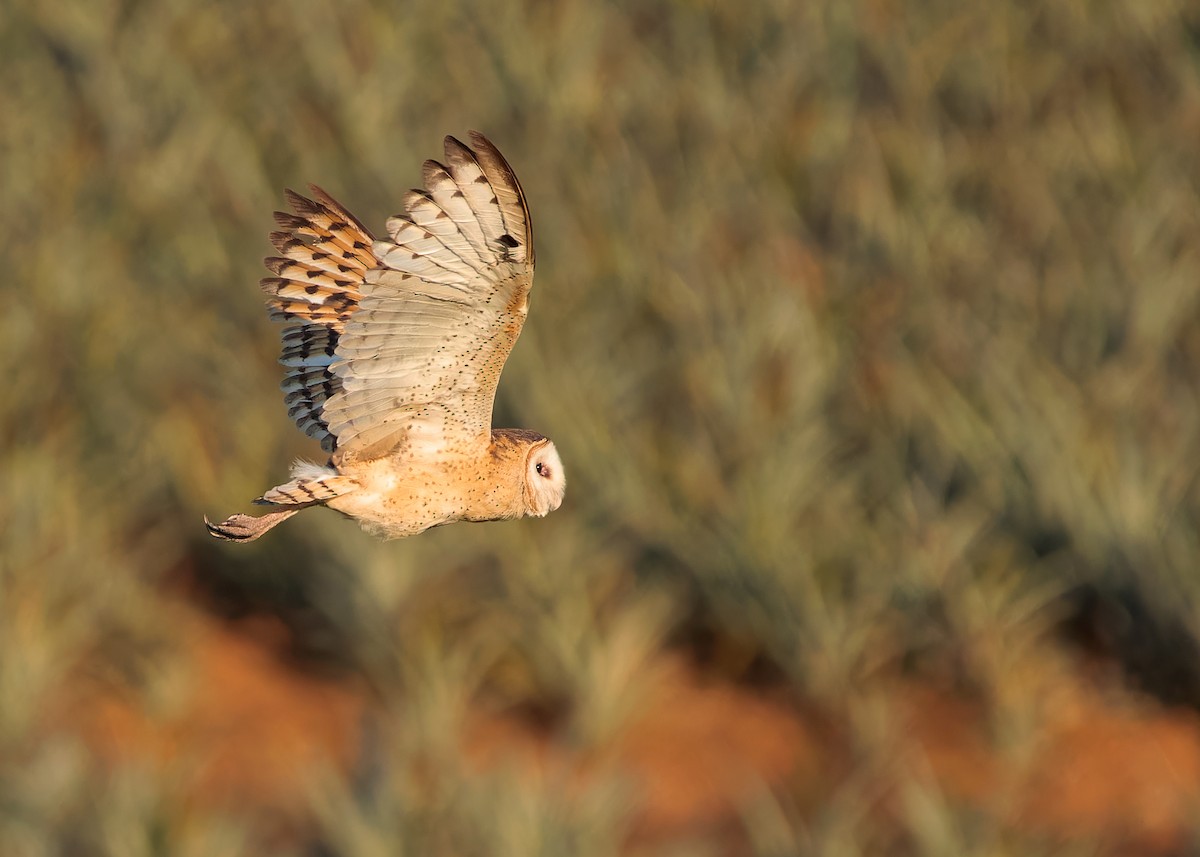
(254, 469), (356, 506)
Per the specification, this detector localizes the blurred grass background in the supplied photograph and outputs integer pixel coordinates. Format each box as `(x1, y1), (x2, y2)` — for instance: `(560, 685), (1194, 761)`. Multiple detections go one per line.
(4, 0), (1200, 854)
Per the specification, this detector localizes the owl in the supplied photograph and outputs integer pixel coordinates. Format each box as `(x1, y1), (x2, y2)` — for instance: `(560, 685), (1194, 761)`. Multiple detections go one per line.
(206, 132), (565, 542)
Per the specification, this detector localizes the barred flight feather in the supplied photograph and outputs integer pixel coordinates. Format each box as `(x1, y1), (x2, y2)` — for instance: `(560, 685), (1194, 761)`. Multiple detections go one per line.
(468, 131), (533, 266)
(262, 185), (377, 451)
(441, 137), (505, 242)
(423, 160), (497, 268)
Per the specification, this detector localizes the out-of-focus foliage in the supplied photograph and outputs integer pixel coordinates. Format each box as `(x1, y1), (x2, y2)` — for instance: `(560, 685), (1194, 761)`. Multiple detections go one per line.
(3, 0), (1200, 853)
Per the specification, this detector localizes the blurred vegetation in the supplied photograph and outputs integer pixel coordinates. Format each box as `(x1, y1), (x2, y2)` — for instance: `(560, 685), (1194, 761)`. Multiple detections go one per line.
(4, 0), (1200, 854)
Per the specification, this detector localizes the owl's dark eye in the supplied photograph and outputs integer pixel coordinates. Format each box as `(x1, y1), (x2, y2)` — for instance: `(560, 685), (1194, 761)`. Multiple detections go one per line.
(535, 462), (545, 476)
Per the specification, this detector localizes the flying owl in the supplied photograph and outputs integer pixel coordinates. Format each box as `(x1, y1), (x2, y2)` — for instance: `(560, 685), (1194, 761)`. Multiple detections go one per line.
(206, 132), (565, 542)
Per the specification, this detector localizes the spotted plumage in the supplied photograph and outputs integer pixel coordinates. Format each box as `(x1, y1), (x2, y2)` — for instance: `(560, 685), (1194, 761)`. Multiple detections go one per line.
(206, 132), (565, 542)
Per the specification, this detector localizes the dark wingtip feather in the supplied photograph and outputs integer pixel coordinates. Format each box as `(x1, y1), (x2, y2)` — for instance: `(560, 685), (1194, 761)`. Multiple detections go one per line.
(423, 158), (450, 180)
(464, 131), (534, 267)
(273, 211), (308, 229)
(444, 134), (476, 162)
(307, 184), (376, 238)
(307, 184), (340, 210)
(284, 188), (322, 216)
(263, 256), (296, 275)
(268, 230), (297, 252)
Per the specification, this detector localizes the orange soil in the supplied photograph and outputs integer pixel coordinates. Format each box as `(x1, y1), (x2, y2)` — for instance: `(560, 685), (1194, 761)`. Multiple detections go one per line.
(52, 602), (1200, 852)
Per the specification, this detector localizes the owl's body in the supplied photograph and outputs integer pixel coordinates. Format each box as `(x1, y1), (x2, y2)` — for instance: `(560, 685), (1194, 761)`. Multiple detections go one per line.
(207, 133), (565, 543)
(320, 428), (560, 539)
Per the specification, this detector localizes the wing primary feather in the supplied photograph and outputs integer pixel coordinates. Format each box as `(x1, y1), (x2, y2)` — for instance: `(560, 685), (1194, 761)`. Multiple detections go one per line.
(423, 158), (497, 268)
(443, 135), (509, 254)
(467, 130), (534, 267)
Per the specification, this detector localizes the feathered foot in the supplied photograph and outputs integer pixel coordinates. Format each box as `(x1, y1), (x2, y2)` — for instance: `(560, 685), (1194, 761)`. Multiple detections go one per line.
(204, 508), (300, 542)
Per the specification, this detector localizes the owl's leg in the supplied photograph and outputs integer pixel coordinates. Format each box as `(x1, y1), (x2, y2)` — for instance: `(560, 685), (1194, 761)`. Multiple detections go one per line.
(204, 508), (300, 542)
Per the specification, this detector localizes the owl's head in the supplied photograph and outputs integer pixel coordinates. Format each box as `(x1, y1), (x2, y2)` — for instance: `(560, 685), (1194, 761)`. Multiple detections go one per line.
(522, 439), (566, 517)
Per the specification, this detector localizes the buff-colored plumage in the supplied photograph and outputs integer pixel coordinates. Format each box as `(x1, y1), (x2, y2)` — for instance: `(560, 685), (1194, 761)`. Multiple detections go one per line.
(206, 132), (565, 542)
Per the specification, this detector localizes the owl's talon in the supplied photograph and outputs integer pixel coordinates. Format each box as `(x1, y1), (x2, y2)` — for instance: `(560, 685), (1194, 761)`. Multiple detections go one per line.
(205, 511), (296, 542)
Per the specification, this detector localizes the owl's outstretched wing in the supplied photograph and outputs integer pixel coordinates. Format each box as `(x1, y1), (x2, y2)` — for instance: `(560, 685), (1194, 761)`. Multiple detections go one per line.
(260, 132), (535, 462)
